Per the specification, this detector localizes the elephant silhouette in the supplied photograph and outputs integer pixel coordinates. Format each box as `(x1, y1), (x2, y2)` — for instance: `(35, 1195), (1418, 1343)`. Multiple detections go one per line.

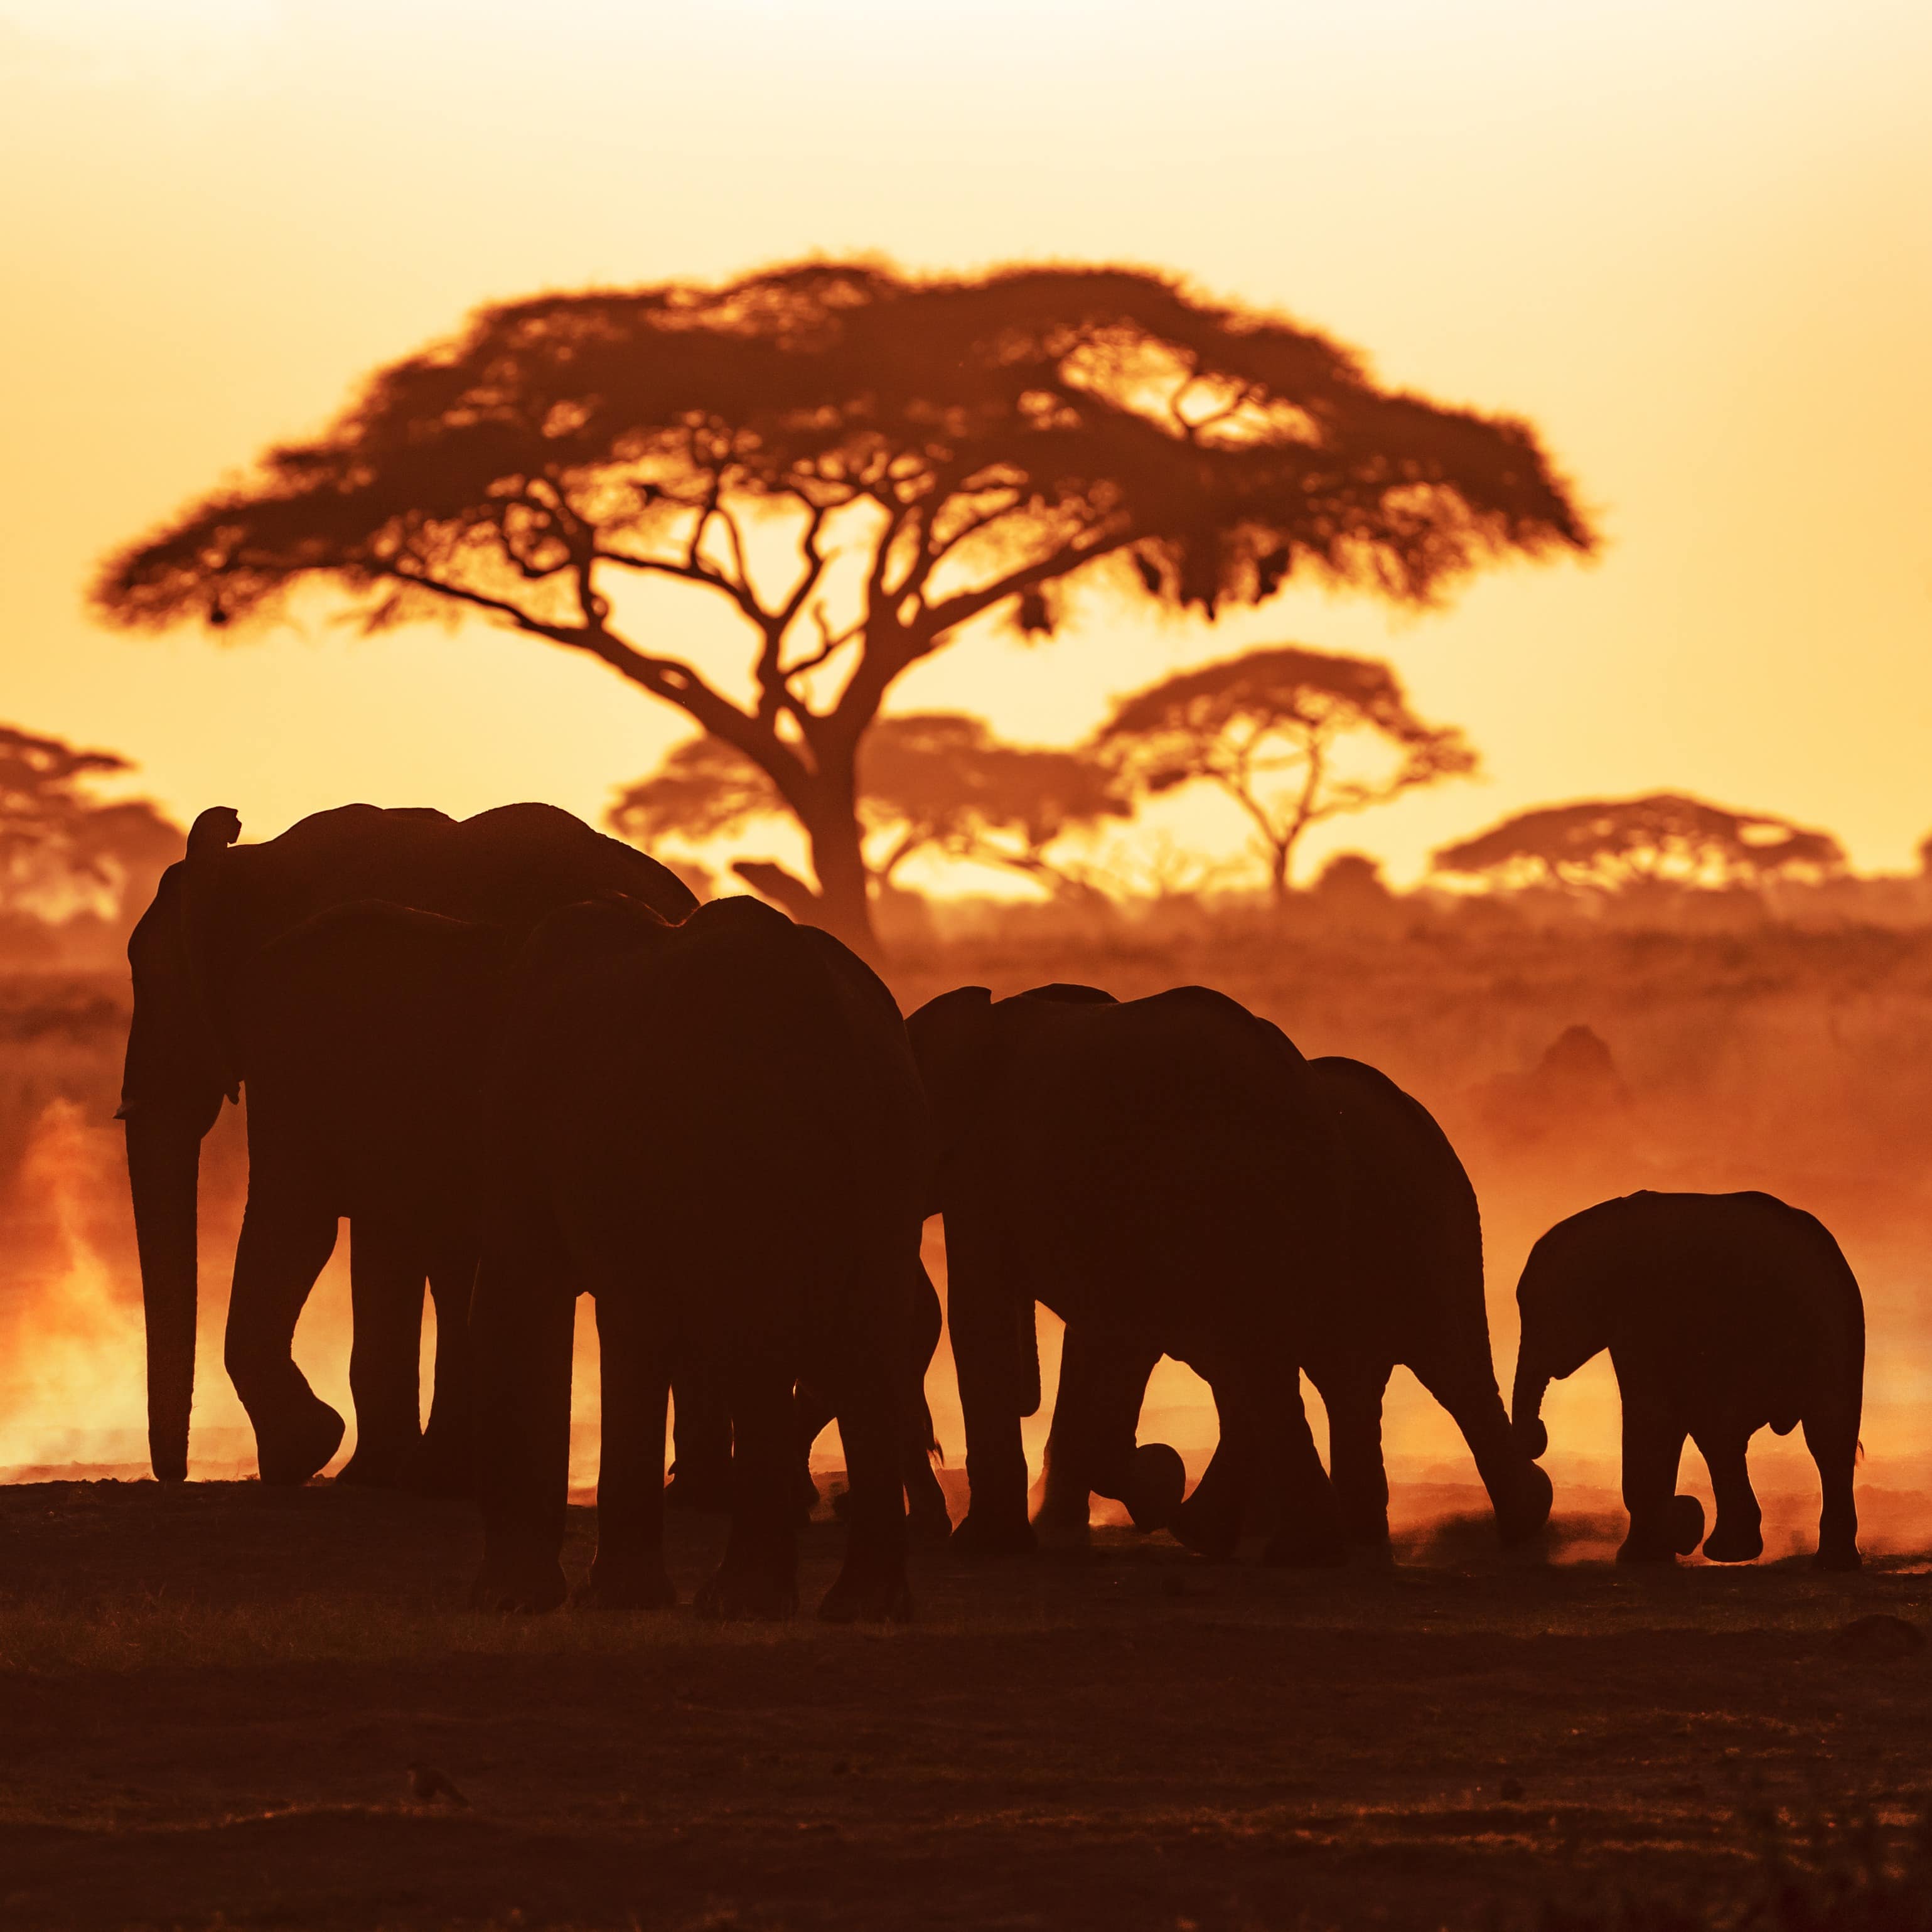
(470, 896), (930, 1621)
(907, 982), (1351, 1567)
(119, 802), (694, 1485)
(1032, 992), (1550, 1558)
(1511, 1190), (1864, 1569)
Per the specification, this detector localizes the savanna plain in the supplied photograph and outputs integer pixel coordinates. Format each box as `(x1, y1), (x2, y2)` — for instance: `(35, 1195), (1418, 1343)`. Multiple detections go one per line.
(4, 915), (1932, 1929)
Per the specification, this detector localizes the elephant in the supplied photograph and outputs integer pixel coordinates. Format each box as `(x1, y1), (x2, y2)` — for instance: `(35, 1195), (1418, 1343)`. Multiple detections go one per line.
(1033, 1020), (1553, 1557)
(906, 982), (1353, 1567)
(470, 894), (930, 1621)
(118, 801), (694, 1483)
(1510, 1189), (1864, 1570)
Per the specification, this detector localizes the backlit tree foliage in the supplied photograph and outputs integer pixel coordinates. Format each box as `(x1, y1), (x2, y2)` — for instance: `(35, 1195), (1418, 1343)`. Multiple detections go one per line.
(95, 260), (1593, 951)
(1094, 645), (1477, 901)
(1431, 793), (1847, 893)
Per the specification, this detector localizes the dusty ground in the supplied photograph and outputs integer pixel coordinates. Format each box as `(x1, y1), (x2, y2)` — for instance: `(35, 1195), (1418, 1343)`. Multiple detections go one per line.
(0, 1481), (1928, 1931)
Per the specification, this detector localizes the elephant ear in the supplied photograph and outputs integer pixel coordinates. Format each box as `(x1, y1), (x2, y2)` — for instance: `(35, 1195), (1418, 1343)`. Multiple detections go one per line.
(904, 986), (996, 1152)
(180, 806), (244, 1103)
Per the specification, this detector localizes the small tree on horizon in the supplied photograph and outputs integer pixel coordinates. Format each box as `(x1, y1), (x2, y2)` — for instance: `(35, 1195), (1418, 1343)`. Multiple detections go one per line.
(0, 724), (181, 942)
(93, 259), (1593, 954)
(609, 713), (1131, 903)
(1092, 645), (1478, 902)
(1431, 793), (1847, 893)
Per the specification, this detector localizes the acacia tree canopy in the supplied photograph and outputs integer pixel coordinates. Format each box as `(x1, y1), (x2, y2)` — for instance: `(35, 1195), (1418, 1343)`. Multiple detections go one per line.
(1094, 644), (1478, 900)
(1431, 793), (1847, 891)
(609, 713), (1130, 897)
(94, 257), (1594, 951)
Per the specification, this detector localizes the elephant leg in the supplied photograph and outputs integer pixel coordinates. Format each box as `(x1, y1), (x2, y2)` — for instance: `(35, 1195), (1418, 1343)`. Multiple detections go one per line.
(900, 1258), (952, 1542)
(470, 1208), (575, 1613)
(696, 1361), (799, 1620)
(1803, 1404), (1862, 1572)
(1035, 1323), (1111, 1534)
(1311, 1361), (1393, 1554)
(1617, 1389), (1700, 1564)
(582, 1292), (675, 1609)
(413, 1246), (478, 1498)
(336, 1221), (425, 1489)
(665, 1359), (734, 1514)
(948, 1238), (1036, 1557)
(223, 1187), (345, 1487)
(1408, 1345), (1554, 1548)
(819, 1342), (913, 1623)
(1694, 1424), (1763, 1562)
(1172, 1387), (1257, 1562)
(1249, 1355), (1347, 1569)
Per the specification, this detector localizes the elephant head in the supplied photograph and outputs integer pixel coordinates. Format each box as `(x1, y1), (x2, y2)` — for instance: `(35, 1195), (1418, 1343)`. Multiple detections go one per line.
(117, 805), (242, 1483)
(1510, 1210), (1620, 1461)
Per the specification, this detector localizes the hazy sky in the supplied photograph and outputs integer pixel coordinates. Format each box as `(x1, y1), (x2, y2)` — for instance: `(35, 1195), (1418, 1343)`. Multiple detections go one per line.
(2, 0), (1928, 886)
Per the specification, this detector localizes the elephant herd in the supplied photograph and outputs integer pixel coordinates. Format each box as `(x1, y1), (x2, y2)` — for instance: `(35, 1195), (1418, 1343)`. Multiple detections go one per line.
(116, 803), (1869, 1618)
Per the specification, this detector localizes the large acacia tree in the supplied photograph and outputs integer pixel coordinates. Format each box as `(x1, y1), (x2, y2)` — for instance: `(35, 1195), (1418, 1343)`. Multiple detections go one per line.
(95, 259), (1594, 951)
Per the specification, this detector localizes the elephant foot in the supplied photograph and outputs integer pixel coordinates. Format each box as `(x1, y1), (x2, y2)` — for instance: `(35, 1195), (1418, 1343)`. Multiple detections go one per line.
(471, 1550), (568, 1614)
(1813, 1542), (1862, 1573)
(1262, 1520), (1349, 1569)
(663, 1468), (734, 1515)
(1346, 1535), (1397, 1570)
(695, 1559), (798, 1621)
(579, 1557), (677, 1611)
(1122, 1444), (1188, 1534)
(818, 1559), (913, 1624)
(1701, 1519), (1764, 1564)
(257, 1401), (346, 1488)
(950, 1510), (1036, 1557)
(1496, 1464), (1555, 1548)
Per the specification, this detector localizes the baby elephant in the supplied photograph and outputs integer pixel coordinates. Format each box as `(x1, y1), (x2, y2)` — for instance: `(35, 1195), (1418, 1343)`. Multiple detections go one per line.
(1511, 1191), (1864, 1570)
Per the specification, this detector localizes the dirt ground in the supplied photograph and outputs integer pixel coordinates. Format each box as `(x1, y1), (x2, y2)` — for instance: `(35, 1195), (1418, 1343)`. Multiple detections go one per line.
(1, 1481), (1928, 1932)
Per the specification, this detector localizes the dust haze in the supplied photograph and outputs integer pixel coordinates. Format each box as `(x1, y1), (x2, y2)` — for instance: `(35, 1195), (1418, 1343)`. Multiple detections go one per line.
(7, 898), (1929, 1559)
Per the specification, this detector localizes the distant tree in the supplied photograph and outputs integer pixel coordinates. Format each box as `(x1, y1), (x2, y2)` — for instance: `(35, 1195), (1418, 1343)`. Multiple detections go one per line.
(94, 260), (1594, 953)
(609, 713), (1130, 902)
(1093, 645), (1477, 902)
(0, 724), (180, 937)
(1431, 793), (1847, 893)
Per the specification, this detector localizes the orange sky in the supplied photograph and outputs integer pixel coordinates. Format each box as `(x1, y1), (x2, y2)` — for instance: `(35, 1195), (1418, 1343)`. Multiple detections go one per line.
(2, 0), (1928, 888)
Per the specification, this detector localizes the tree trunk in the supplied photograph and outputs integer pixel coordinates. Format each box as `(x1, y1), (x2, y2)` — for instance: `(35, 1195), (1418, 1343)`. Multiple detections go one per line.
(785, 754), (879, 960)
(1269, 840), (1294, 906)
(805, 813), (879, 961)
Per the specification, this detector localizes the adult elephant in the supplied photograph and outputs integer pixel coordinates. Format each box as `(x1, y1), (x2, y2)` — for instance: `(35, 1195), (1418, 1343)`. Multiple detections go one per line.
(470, 896), (929, 1620)
(119, 802), (694, 1484)
(1510, 1190), (1864, 1569)
(906, 983), (1351, 1566)
(1033, 1016), (1553, 1557)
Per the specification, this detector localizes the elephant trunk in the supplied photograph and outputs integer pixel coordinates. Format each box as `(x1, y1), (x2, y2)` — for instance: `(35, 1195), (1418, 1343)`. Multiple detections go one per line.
(1510, 1344), (1552, 1462)
(124, 1110), (203, 1482)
